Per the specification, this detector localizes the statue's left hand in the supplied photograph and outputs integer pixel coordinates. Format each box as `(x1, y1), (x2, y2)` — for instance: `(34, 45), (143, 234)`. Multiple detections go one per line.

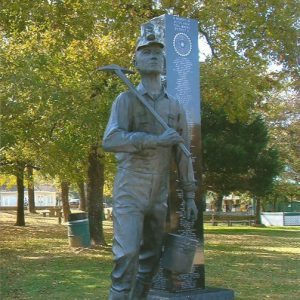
(185, 198), (198, 221)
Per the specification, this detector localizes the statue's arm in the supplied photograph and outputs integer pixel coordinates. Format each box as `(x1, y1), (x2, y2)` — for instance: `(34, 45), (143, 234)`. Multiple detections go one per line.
(174, 104), (198, 220)
(174, 104), (196, 194)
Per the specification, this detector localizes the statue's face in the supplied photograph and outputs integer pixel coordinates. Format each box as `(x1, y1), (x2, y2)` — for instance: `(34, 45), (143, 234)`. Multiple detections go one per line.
(135, 44), (164, 75)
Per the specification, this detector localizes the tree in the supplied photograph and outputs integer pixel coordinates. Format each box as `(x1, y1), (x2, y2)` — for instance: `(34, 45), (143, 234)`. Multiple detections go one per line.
(27, 166), (36, 213)
(249, 147), (282, 224)
(1, 0), (297, 231)
(15, 162), (26, 226)
(61, 181), (71, 222)
(77, 181), (87, 212)
(261, 178), (300, 212)
(0, 0), (148, 236)
(202, 102), (282, 211)
(87, 146), (106, 245)
(256, 89), (299, 214)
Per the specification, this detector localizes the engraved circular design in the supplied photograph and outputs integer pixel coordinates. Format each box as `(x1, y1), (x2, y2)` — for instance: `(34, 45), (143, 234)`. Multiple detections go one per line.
(173, 33), (192, 57)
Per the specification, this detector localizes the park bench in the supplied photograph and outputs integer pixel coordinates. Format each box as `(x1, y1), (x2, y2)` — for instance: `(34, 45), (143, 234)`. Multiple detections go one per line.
(227, 219), (255, 226)
(41, 210), (51, 217)
(203, 212), (255, 226)
(41, 207), (62, 218)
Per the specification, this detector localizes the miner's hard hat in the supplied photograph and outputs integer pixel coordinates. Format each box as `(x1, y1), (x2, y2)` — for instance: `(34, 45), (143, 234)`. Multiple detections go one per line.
(136, 22), (164, 50)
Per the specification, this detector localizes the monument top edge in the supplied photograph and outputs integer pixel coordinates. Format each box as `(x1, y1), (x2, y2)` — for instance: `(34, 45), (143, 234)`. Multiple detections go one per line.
(151, 14), (199, 24)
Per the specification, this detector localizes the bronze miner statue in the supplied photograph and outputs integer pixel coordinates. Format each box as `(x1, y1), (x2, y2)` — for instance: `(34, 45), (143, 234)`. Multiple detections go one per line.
(102, 22), (198, 300)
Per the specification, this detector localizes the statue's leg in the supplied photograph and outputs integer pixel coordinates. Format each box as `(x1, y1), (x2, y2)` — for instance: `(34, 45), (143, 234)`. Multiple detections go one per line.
(131, 174), (168, 300)
(109, 203), (144, 299)
(109, 170), (151, 300)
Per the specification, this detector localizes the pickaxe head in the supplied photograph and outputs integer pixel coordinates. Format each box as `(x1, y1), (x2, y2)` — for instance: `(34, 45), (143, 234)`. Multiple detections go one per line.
(97, 64), (135, 74)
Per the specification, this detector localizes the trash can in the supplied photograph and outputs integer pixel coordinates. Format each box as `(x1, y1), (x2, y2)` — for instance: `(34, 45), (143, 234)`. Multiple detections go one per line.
(67, 213), (91, 248)
(161, 233), (197, 273)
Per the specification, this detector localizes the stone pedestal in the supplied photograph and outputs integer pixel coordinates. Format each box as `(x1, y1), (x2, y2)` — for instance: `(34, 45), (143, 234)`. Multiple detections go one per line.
(148, 288), (234, 300)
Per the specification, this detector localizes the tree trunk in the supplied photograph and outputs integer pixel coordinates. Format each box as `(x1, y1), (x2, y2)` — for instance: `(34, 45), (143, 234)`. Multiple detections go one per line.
(78, 181), (87, 212)
(61, 181), (71, 222)
(15, 163), (25, 226)
(255, 197), (262, 225)
(27, 166), (36, 213)
(87, 146), (106, 245)
(215, 193), (223, 212)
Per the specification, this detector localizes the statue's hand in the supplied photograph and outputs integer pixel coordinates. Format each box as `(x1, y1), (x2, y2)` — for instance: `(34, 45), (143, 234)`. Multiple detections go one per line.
(157, 128), (184, 147)
(185, 198), (198, 221)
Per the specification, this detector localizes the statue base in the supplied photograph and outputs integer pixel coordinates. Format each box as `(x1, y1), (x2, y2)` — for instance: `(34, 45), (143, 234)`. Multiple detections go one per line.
(148, 287), (234, 300)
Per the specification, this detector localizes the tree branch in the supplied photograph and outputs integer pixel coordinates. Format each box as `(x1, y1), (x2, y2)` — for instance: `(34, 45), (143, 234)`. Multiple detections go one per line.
(198, 27), (218, 58)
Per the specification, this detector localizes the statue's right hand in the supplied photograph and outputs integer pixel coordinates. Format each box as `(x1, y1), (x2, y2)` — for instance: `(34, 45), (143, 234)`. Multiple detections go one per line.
(157, 128), (184, 147)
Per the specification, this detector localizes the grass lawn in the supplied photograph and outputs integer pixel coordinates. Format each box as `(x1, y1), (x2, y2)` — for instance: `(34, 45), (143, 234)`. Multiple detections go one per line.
(1, 211), (299, 300)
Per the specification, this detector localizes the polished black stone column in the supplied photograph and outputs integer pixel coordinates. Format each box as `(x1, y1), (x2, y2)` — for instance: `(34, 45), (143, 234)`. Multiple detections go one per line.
(151, 13), (204, 292)
(149, 14), (234, 299)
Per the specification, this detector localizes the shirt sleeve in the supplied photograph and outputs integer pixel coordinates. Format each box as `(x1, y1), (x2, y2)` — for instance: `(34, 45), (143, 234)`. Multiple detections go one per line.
(175, 102), (197, 197)
(102, 92), (158, 153)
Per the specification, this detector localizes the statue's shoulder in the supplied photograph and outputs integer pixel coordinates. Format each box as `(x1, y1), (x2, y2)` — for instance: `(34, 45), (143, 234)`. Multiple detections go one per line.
(166, 92), (183, 109)
(114, 90), (135, 105)
(166, 92), (178, 102)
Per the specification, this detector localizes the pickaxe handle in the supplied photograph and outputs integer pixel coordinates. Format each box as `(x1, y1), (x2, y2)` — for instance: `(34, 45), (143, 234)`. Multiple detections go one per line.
(114, 69), (191, 157)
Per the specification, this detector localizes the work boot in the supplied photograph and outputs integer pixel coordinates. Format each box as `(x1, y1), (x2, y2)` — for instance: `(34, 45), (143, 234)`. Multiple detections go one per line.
(108, 288), (129, 300)
(130, 279), (150, 300)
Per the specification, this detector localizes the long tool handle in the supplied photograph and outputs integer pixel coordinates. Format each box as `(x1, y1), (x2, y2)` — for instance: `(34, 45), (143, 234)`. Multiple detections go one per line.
(116, 70), (191, 157)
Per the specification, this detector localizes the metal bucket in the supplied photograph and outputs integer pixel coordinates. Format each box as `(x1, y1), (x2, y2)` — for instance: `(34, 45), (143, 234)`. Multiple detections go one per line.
(161, 233), (197, 273)
(67, 213), (91, 248)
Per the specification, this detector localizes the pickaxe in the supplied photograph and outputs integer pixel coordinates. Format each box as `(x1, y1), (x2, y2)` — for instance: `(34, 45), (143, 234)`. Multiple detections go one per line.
(97, 64), (191, 157)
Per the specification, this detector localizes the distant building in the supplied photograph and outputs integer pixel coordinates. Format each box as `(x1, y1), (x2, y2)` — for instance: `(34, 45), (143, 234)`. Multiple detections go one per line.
(205, 192), (254, 213)
(0, 185), (56, 207)
(223, 195), (242, 212)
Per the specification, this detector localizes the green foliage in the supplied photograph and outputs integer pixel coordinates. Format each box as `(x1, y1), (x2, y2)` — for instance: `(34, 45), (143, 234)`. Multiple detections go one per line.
(0, 0), (144, 183)
(188, 0), (297, 121)
(0, 175), (16, 189)
(200, 57), (280, 122)
(202, 102), (282, 197)
(250, 147), (282, 196)
(259, 90), (299, 190)
(1, 0), (297, 192)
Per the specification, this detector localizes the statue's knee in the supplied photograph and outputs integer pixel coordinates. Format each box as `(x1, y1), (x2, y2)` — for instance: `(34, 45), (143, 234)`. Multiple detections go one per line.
(113, 249), (140, 277)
